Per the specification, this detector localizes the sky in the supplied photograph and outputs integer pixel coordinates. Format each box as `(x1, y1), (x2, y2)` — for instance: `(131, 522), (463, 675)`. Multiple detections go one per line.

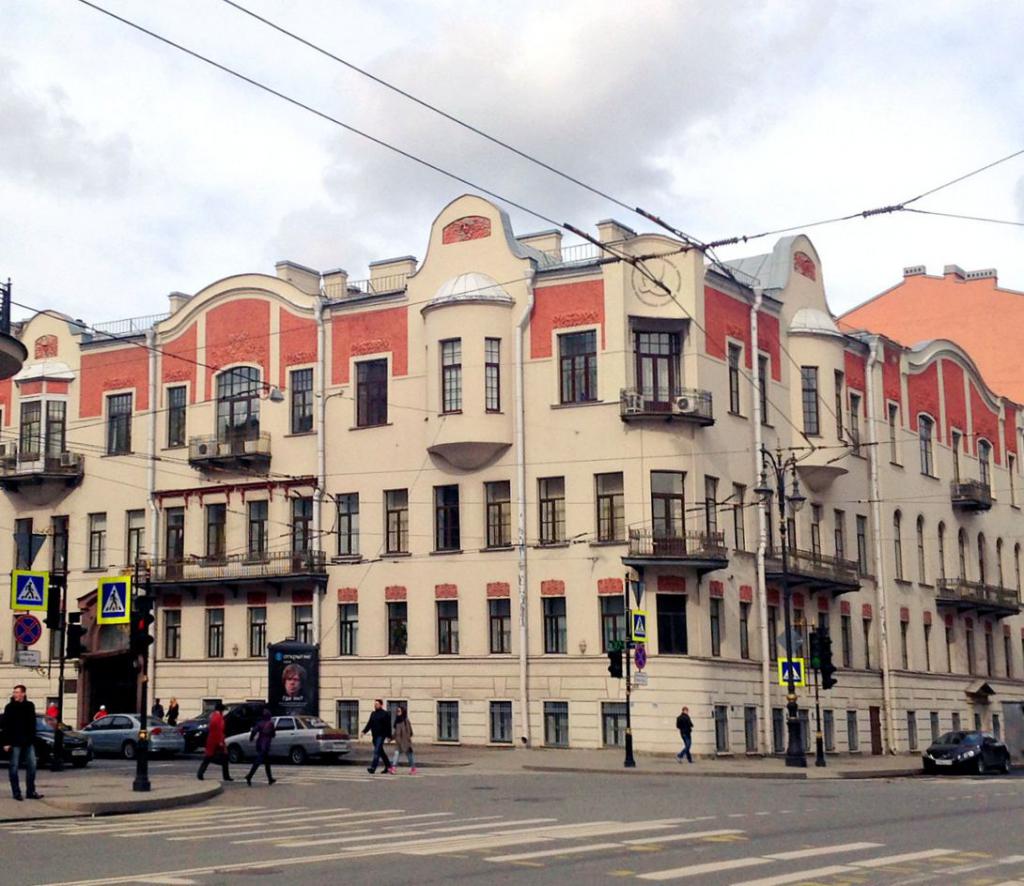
(2, 0), (1023, 324)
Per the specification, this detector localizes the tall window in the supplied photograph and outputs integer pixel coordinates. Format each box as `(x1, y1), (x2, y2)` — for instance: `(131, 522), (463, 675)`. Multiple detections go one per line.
(337, 700), (359, 736)
(51, 516), (69, 575)
(388, 601), (408, 655)
(1016, 543), (1022, 595)
(758, 354), (770, 424)
(958, 529), (968, 579)
(600, 596), (626, 651)
(165, 507), (185, 565)
(985, 630), (995, 677)
(856, 515), (868, 574)
(811, 505), (822, 558)
(437, 601), (459, 654)
(539, 477), (566, 544)
(248, 606), (267, 657)
(490, 701), (513, 743)
(657, 594), (687, 654)
(709, 597), (723, 657)
(106, 392), (132, 454)
(848, 393), (861, 453)
(841, 614), (852, 668)
(206, 608), (225, 658)
(434, 485), (461, 551)
(88, 513), (107, 570)
(248, 500), (268, 559)
(485, 481), (511, 548)
(290, 368), (313, 433)
(292, 497), (313, 554)
(978, 439), (992, 486)
(862, 617), (874, 669)
(559, 330), (597, 404)
(733, 484), (746, 551)
(893, 510), (904, 580)
(728, 343), (742, 414)
(834, 370), (844, 439)
(206, 503), (227, 561)
(978, 534), (987, 586)
(923, 621), (932, 672)
(489, 598), (511, 654)
(216, 367), (260, 444)
(163, 609), (181, 659)
(888, 403), (899, 462)
(596, 473), (625, 542)
(42, 400), (65, 456)
(714, 705), (730, 752)
(918, 416), (934, 476)
(440, 339), (462, 413)
(834, 509), (846, 561)
(946, 622), (954, 672)
(126, 510), (145, 568)
(356, 359), (388, 427)
(704, 476), (718, 535)
(339, 603), (357, 655)
(437, 701), (459, 742)
(337, 493), (359, 556)
(739, 601), (750, 659)
(167, 385), (186, 447)
(543, 597), (566, 654)
(951, 429), (962, 481)
(293, 605), (314, 644)
(916, 515), (926, 583)
(966, 625), (976, 673)
(19, 400), (41, 456)
(385, 489), (409, 554)
(900, 621), (909, 669)
(635, 331), (680, 407)
(800, 366), (819, 435)
(651, 471), (684, 539)
(1009, 454), (1017, 506)
(937, 522), (947, 580)
(544, 702), (569, 747)
(485, 337), (501, 412)
(996, 538), (1005, 588)
(767, 605), (779, 661)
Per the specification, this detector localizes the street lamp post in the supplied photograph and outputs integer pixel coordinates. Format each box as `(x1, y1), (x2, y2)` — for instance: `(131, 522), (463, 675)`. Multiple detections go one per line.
(755, 447), (807, 768)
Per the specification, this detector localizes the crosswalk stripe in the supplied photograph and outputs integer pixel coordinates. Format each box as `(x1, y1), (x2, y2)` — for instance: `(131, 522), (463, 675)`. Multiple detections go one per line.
(622, 829), (745, 846)
(766, 843), (882, 861)
(291, 817), (554, 849)
(487, 842), (621, 863)
(229, 813), (474, 846)
(166, 807), (418, 842)
(727, 848), (960, 886)
(639, 842), (883, 881)
(117, 807), (328, 837)
(852, 848), (957, 868)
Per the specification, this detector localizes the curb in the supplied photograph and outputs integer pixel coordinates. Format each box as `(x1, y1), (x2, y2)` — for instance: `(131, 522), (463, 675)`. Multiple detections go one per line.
(40, 782), (223, 816)
(522, 764), (925, 781)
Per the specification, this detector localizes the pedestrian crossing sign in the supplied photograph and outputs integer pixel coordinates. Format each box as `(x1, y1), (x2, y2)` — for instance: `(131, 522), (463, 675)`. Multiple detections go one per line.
(97, 576), (132, 624)
(630, 609), (648, 642)
(11, 570), (49, 611)
(778, 657), (806, 687)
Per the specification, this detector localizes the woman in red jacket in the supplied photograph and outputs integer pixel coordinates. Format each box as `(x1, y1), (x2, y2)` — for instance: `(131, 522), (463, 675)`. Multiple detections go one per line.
(196, 702), (233, 781)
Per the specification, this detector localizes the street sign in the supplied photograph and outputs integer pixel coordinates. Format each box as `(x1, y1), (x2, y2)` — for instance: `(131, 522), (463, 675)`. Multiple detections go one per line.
(11, 570), (48, 611)
(13, 614), (42, 647)
(778, 658), (806, 687)
(634, 643), (647, 670)
(15, 650), (41, 668)
(633, 672), (649, 687)
(630, 578), (644, 608)
(96, 576), (132, 624)
(630, 609), (648, 642)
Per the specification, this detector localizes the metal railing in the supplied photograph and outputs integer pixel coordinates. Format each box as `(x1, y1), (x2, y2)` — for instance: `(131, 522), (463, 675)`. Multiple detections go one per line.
(627, 528), (727, 560)
(936, 577), (1020, 611)
(189, 431), (271, 463)
(541, 243), (603, 267)
(0, 446), (84, 480)
(0, 279), (11, 336)
(150, 549), (327, 583)
(767, 548), (860, 586)
(325, 273), (410, 300)
(620, 387), (714, 423)
(950, 479), (992, 510)
(90, 312), (170, 338)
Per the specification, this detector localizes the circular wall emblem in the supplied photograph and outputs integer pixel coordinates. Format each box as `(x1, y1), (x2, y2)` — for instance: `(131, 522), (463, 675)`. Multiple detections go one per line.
(631, 257), (682, 306)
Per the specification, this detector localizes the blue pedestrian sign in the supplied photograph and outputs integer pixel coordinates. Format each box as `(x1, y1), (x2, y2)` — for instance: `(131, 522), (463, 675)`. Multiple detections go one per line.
(11, 570), (48, 611)
(97, 577), (132, 625)
(630, 609), (648, 643)
(778, 657), (806, 687)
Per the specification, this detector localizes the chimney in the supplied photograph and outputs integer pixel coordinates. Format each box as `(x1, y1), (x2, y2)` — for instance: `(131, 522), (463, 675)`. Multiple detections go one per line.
(943, 264), (966, 281)
(167, 291), (191, 313)
(596, 219), (637, 244)
(902, 265), (926, 278)
(368, 256), (416, 294)
(322, 268), (349, 301)
(517, 229), (563, 261)
(964, 268), (998, 282)
(275, 260), (321, 295)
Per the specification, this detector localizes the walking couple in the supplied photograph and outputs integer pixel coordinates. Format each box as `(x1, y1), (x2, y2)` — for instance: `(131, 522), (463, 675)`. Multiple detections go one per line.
(362, 699), (416, 774)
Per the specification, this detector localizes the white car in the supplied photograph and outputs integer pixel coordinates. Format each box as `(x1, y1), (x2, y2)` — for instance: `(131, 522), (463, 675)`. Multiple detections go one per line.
(225, 715), (352, 765)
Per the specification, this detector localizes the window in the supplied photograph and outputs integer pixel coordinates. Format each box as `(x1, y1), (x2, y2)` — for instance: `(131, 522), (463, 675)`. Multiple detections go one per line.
(206, 608), (225, 658)
(602, 702), (628, 747)
(165, 507), (184, 566)
(1010, 454), (1017, 506)
(440, 339), (462, 413)
(811, 505), (822, 558)
(985, 630), (994, 677)
(291, 497), (313, 554)
(1005, 634), (1013, 679)
(485, 481), (511, 548)
(709, 597), (722, 657)
(19, 400), (41, 456)
(538, 477), (566, 544)
(841, 614), (852, 668)
(728, 343), (742, 414)
(248, 500), (268, 559)
(126, 510), (144, 569)
(916, 515), (926, 583)
(216, 367), (262, 451)
(489, 701), (513, 743)
(293, 605), (313, 644)
(1015, 544), (1021, 594)
(248, 607), (267, 657)
(356, 359), (388, 427)
(651, 470), (685, 539)
(704, 476), (718, 535)
(339, 603), (358, 655)
(978, 533), (987, 586)
(167, 386), (186, 447)
(958, 529), (968, 579)
(997, 538), (1005, 588)
(44, 400), (66, 456)
(994, 712), (1002, 740)
(951, 429), (962, 481)
(485, 337), (501, 412)
(732, 484), (746, 551)
(824, 709), (835, 752)
(106, 392), (132, 454)
(290, 368), (313, 433)
(336, 493), (359, 556)
(206, 503), (226, 561)
(635, 331), (680, 407)
(848, 393), (861, 453)
(798, 709), (810, 753)
(930, 711), (940, 742)
(847, 710), (859, 752)
(907, 711), (918, 751)
(918, 416), (934, 476)
(600, 596), (626, 652)
(434, 485), (460, 551)
(714, 705), (729, 752)
(88, 513), (107, 570)
(744, 706), (758, 753)
(937, 522), (947, 581)
(979, 439), (992, 486)
(543, 702), (569, 747)
(856, 515), (868, 574)
(51, 516), (69, 575)
(436, 701), (459, 742)
(437, 600), (459, 654)
(888, 403), (899, 462)
(900, 621), (909, 669)
(543, 597), (566, 654)
(834, 370), (844, 439)
(767, 605), (779, 662)
(772, 708), (785, 754)
(945, 622), (954, 673)
(489, 598), (511, 654)
(758, 354), (770, 424)
(336, 700), (359, 736)
(163, 609), (181, 659)
(657, 594), (687, 655)
(388, 601), (408, 654)
(924, 621), (932, 672)
(559, 330), (597, 404)
(951, 712), (961, 732)
(893, 510), (903, 580)
(966, 624), (976, 674)
(800, 366), (819, 435)
(739, 601), (750, 660)
(385, 489), (409, 554)
(596, 473), (625, 542)
(863, 618), (872, 669)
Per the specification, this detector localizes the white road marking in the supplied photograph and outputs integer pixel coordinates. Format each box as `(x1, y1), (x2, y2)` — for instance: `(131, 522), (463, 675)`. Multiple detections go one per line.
(767, 842), (882, 861)
(640, 842), (883, 881)
(621, 829), (745, 845)
(853, 848), (958, 868)
(230, 815), (492, 846)
(290, 817), (555, 848)
(728, 864), (859, 886)
(486, 842), (621, 863)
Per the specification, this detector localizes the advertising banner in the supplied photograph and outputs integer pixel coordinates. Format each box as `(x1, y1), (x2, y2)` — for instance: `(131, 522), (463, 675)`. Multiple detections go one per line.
(268, 640), (319, 717)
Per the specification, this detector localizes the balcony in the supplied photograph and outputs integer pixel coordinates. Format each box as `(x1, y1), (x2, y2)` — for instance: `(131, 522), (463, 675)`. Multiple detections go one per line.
(0, 446), (84, 491)
(950, 479), (992, 512)
(149, 550), (327, 591)
(765, 548), (860, 596)
(188, 431), (271, 473)
(936, 578), (1021, 619)
(622, 528), (728, 576)
(620, 388), (714, 426)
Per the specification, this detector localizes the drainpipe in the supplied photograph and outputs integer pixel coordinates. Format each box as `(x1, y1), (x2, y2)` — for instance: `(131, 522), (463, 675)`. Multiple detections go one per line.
(749, 289), (772, 754)
(313, 293), (327, 660)
(515, 270), (536, 747)
(866, 336), (897, 753)
(146, 329), (159, 696)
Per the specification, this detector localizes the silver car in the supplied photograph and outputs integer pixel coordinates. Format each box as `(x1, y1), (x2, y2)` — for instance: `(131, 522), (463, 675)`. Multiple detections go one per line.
(82, 714), (186, 759)
(225, 715), (352, 765)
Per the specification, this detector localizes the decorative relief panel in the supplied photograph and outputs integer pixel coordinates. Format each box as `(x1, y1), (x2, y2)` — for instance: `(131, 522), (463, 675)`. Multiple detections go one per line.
(442, 215), (491, 244)
(793, 251), (817, 281)
(34, 335), (58, 359)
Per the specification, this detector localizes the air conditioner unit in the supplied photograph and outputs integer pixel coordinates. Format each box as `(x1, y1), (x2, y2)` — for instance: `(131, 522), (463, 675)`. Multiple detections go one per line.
(622, 389), (644, 414)
(673, 394), (698, 415)
(0, 443), (14, 460)
(217, 442), (232, 457)
(59, 452), (78, 468)
(244, 439), (258, 454)
(196, 442), (210, 457)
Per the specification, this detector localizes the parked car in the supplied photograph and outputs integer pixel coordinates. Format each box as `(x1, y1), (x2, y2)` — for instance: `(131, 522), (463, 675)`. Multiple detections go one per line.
(922, 730), (1012, 774)
(0, 716), (92, 768)
(225, 715), (351, 765)
(180, 702), (264, 753)
(82, 714), (186, 759)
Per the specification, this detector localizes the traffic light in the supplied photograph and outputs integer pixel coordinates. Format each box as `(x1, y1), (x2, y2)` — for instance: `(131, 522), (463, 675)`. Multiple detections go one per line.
(130, 596), (156, 657)
(808, 629), (821, 670)
(607, 648), (623, 679)
(819, 631), (838, 690)
(45, 575), (64, 630)
(66, 612), (87, 659)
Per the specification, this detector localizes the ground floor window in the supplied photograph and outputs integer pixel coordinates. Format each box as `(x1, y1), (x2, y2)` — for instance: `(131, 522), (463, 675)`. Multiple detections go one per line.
(951, 712), (961, 732)
(993, 713), (1001, 740)
(437, 701), (459, 742)
(714, 705), (729, 752)
(656, 593), (687, 654)
(490, 701), (513, 744)
(930, 711), (940, 742)
(744, 706), (758, 753)
(772, 708), (785, 754)
(847, 710), (859, 752)
(907, 711), (918, 750)
(544, 701), (569, 747)
(798, 710), (810, 753)
(336, 700), (358, 735)
(823, 709), (835, 752)
(602, 702), (628, 747)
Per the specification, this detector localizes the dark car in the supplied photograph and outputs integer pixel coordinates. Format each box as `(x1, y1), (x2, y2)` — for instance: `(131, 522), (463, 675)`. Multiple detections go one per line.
(0, 716), (93, 768)
(923, 730), (1012, 774)
(181, 702), (264, 753)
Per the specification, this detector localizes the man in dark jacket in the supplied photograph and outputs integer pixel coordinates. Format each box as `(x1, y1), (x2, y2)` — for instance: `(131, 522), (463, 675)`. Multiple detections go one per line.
(675, 706), (694, 763)
(362, 699), (393, 774)
(3, 684), (43, 800)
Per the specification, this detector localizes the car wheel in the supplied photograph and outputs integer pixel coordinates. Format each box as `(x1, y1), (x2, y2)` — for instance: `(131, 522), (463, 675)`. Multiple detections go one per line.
(975, 755), (985, 775)
(923, 760), (936, 774)
(227, 745), (243, 764)
(289, 746), (307, 765)
(1001, 753), (1011, 774)
(122, 740), (137, 760)
(72, 759), (89, 769)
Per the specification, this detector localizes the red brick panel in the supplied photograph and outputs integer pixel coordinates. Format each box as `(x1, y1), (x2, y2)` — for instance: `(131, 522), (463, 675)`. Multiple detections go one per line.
(941, 359), (966, 445)
(1005, 404), (1018, 457)
(79, 346), (151, 418)
(840, 600), (851, 615)
(337, 587), (358, 603)
(540, 580), (565, 597)
(204, 299), (271, 401)
(818, 595), (830, 612)
(844, 351), (867, 405)
(247, 591), (267, 605)
(791, 592), (804, 609)
(739, 585), (753, 603)
(385, 585), (407, 601)
(945, 613), (955, 628)
(906, 362), (940, 432)
(330, 305), (409, 385)
(970, 383), (1001, 463)
(657, 575), (687, 592)
(965, 616), (974, 629)
(486, 582), (510, 598)
(163, 593), (183, 608)
(292, 590), (313, 604)
(531, 280), (605, 359)
(278, 308), (318, 389)
(709, 580), (724, 598)
(0, 378), (11, 425)
(922, 610), (932, 625)
(19, 381), (42, 396)
(883, 344), (902, 406)
(597, 578), (623, 596)
(767, 588), (780, 606)
(1003, 623), (1011, 637)
(435, 583), (458, 599)
(899, 606), (910, 623)
(207, 593), (225, 607)
(703, 287), (781, 381)
(161, 324), (198, 401)
(442, 216), (491, 243)
(984, 620), (993, 633)
(862, 604), (873, 619)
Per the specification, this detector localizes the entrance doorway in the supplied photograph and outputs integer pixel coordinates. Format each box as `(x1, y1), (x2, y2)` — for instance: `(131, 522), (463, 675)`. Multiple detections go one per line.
(869, 706), (883, 755)
(80, 652), (137, 727)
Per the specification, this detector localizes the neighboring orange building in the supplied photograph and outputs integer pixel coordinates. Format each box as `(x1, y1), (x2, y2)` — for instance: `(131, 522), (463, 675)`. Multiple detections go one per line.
(839, 264), (1024, 402)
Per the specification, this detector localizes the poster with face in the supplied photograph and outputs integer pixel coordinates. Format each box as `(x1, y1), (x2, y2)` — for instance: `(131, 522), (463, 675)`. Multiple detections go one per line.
(268, 640), (319, 716)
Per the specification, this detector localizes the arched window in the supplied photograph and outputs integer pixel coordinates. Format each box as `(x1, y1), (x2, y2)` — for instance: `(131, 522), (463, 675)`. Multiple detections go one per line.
(937, 521), (946, 581)
(216, 366), (261, 446)
(893, 510), (903, 580)
(958, 529), (968, 580)
(916, 515), (926, 583)
(918, 416), (935, 476)
(996, 538), (1004, 588)
(978, 439), (992, 486)
(977, 533), (987, 586)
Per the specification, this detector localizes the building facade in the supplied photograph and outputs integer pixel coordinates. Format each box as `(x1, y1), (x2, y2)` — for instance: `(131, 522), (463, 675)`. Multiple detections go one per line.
(2, 195), (1023, 758)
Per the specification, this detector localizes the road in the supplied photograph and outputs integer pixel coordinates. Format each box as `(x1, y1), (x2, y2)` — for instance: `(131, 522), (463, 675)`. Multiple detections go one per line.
(7, 755), (1023, 886)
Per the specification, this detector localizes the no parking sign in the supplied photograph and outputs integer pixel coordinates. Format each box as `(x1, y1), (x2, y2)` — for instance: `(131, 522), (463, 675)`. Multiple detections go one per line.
(14, 614), (42, 647)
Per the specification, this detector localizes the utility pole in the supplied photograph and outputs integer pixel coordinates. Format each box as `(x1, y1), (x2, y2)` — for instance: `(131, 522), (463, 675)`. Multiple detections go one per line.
(132, 561), (152, 792)
(50, 573), (68, 771)
(622, 573), (636, 768)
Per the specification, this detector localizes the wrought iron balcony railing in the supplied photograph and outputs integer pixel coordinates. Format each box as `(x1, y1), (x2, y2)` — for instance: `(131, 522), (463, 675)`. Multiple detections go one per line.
(620, 388), (714, 425)
(765, 548), (860, 592)
(626, 528), (727, 561)
(150, 550), (327, 584)
(0, 445), (84, 489)
(950, 479), (992, 511)
(188, 431), (271, 468)
(936, 577), (1021, 615)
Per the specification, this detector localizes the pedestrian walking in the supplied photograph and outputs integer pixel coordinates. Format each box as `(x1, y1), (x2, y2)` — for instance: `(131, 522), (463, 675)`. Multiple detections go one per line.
(196, 702), (233, 782)
(93, 705), (107, 721)
(151, 698), (165, 720)
(3, 684), (43, 801)
(392, 705), (417, 774)
(166, 698), (179, 726)
(675, 706), (694, 763)
(245, 708), (277, 786)
(361, 699), (393, 774)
